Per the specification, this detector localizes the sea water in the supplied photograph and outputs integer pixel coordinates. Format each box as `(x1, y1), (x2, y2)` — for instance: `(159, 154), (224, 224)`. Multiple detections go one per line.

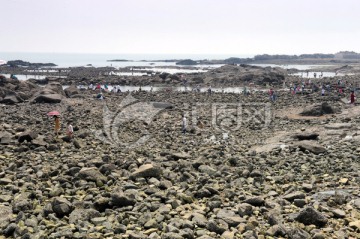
(0, 52), (252, 68)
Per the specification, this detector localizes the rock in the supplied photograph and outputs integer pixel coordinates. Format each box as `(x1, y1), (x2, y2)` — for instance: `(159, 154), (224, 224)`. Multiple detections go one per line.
(267, 210), (283, 225)
(293, 199), (306, 208)
(293, 140), (326, 154)
(207, 219), (228, 234)
(283, 191), (305, 202)
(295, 207), (328, 227)
(18, 130), (38, 143)
(0, 178), (12, 185)
(198, 165), (217, 176)
(130, 164), (162, 179)
(12, 194), (32, 213)
(266, 225), (287, 237)
(69, 208), (101, 224)
(64, 85), (80, 98)
(324, 123), (353, 130)
(300, 102), (338, 116)
(73, 139), (82, 149)
(0, 195), (11, 204)
(216, 209), (244, 227)
(354, 198), (360, 209)
(32, 94), (63, 103)
(0, 131), (12, 144)
(191, 213), (208, 227)
(293, 132), (319, 141)
(3, 223), (17, 237)
(1, 93), (23, 104)
(0, 206), (12, 228)
(169, 152), (191, 160)
(349, 220), (360, 230)
(302, 183), (313, 192)
(90, 217), (107, 225)
(244, 196), (264, 206)
(339, 178), (348, 184)
(237, 203), (253, 217)
(77, 167), (107, 182)
(332, 209), (345, 218)
(111, 189), (136, 207)
(52, 197), (73, 217)
(152, 102), (174, 109)
(286, 227), (311, 239)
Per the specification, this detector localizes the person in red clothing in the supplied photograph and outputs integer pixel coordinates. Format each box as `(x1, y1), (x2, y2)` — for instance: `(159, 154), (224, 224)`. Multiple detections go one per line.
(350, 91), (355, 105)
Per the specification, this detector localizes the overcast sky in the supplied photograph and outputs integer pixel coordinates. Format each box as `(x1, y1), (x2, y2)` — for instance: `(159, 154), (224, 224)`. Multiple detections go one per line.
(2, 0), (359, 55)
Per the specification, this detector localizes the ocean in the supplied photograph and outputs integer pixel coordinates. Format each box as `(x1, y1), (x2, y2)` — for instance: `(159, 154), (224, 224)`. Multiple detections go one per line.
(0, 52), (254, 68)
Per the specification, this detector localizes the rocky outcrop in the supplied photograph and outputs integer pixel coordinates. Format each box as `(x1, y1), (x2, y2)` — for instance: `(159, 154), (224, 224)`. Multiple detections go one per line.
(300, 102), (340, 116)
(31, 82), (65, 103)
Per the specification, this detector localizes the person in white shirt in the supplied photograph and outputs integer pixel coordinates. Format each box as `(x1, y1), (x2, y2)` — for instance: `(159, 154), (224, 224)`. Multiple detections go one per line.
(67, 123), (74, 138)
(182, 115), (187, 134)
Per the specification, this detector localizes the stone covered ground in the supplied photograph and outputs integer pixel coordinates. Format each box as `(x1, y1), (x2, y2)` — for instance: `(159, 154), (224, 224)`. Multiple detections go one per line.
(0, 89), (359, 239)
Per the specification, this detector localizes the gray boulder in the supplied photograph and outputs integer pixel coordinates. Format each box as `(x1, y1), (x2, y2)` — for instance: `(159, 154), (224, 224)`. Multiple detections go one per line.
(64, 85), (80, 98)
(0, 206), (13, 228)
(69, 208), (101, 224)
(77, 167), (107, 183)
(32, 93), (63, 103)
(130, 164), (162, 179)
(293, 141), (326, 154)
(52, 197), (73, 217)
(295, 207), (328, 227)
(18, 130), (38, 143)
(111, 189), (136, 207)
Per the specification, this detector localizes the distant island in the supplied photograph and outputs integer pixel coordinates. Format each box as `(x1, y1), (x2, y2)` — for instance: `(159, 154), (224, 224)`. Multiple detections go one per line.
(107, 59), (131, 62)
(108, 51), (360, 66)
(6, 60), (57, 67)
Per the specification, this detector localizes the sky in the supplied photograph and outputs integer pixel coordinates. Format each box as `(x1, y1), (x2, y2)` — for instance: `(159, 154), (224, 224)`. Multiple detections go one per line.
(1, 0), (360, 55)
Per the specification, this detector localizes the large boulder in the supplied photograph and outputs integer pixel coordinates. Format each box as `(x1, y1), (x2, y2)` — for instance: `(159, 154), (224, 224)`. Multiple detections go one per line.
(1, 93), (23, 104)
(18, 130), (38, 143)
(111, 189), (137, 207)
(32, 93), (63, 103)
(52, 197), (73, 217)
(300, 102), (339, 116)
(31, 82), (65, 103)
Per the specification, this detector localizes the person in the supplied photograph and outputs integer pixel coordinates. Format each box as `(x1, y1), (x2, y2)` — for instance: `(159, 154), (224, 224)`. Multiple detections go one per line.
(182, 114), (187, 134)
(96, 93), (105, 100)
(272, 90), (276, 102)
(268, 88), (274, 101)
(67, 123), (74, 138)
(54, 116), (60, 136)
(350, 91), (355, 105)
(208, 85), (212, 95)
(321, 87), (325, 96)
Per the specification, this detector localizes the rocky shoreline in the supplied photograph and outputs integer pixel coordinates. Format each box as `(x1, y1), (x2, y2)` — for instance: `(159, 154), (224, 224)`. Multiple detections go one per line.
(0, 69), (360, 238)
